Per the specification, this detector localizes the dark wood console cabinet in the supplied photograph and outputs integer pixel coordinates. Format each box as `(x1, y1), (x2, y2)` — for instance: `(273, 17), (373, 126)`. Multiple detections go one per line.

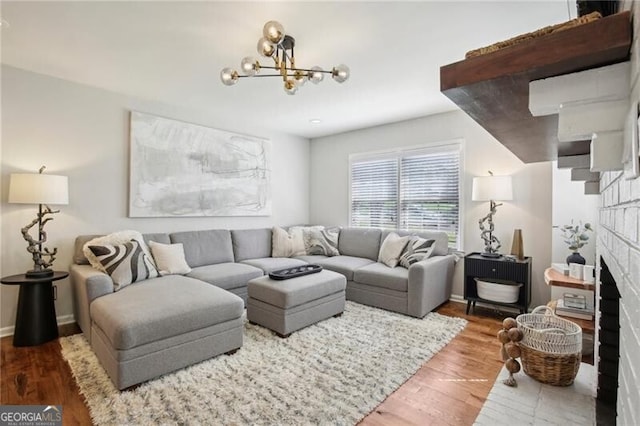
(464, 253), (532, 315)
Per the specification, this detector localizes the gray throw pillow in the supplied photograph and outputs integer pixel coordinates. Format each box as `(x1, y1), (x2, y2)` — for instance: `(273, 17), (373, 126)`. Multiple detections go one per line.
(399, 237), (435, 268)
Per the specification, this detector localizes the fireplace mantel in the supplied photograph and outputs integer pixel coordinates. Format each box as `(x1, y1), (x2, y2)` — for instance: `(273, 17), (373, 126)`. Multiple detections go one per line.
(440, 11), (632, 163)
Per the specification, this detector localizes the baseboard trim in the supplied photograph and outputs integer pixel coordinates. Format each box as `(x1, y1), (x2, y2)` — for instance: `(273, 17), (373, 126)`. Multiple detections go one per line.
(0, 314), (75, 338)
(449, 294), (465, 304)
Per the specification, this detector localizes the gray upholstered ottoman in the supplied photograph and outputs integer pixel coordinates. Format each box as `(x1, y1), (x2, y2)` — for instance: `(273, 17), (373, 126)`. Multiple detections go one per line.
(247, 269), (346, 337)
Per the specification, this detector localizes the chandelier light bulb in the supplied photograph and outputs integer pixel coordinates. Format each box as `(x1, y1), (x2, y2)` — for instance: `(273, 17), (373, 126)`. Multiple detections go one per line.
(331, 64), (350, 83)
(257, 37), (276, 58)
(284, 79), (298, 95)
(220, 67), (239, 86)
(308, 66), (324, 84)
(241, 56), (260, 76)
(294, 70), (307, 87)
(263, 20), (285, 44)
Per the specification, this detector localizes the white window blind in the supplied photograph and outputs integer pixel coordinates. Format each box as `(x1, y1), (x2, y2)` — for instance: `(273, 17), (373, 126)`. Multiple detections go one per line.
(400, 150), (460, 247)
(350, 143), (461, 248)
(350, 158), (398, 228)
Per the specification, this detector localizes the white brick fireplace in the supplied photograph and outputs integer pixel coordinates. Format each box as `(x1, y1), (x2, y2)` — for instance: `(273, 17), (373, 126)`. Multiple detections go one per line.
(597, 170), (640, 425)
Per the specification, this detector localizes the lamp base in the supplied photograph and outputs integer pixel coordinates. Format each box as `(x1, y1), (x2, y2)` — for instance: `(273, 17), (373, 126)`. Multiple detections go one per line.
(25, 269), (54, 279)
(480, 252), (502, 258)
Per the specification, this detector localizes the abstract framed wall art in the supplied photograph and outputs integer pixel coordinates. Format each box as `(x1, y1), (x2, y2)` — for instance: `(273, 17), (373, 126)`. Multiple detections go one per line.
(129, 111), (271, 217)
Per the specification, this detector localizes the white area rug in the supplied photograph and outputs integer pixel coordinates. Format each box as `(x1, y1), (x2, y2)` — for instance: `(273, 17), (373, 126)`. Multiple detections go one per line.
(474, 363), (596, 426)
(61, 301), (467, 425)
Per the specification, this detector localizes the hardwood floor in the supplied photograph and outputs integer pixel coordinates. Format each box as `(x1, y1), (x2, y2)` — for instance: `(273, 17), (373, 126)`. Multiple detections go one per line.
(0, 323), (91, 425)
(360, 302), (505, 426)
(1, 301), (506, 426)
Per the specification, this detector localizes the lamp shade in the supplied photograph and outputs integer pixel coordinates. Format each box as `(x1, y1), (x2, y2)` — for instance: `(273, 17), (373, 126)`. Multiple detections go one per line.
(472, 175), (513, 201)
(8, 173), (69, 205)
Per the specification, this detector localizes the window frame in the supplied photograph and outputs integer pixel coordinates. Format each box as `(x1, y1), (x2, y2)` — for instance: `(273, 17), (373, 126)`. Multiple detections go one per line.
(348, 139), (464, 250)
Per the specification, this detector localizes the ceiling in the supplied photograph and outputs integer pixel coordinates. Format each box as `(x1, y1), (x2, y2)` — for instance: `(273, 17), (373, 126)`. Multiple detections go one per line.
(0, 1), (574, 139)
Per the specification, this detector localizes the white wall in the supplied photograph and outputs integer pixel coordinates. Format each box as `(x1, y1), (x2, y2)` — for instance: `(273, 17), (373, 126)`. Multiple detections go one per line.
(1, 65), (310, 330)
(551, 165), (599, 265)
(309, 110), (553, 307)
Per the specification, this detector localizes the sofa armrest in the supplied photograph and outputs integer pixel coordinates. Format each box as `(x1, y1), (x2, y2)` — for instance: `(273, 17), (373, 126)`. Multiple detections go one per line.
(407, 254), (455, 318)
(70, 264), (114, 342)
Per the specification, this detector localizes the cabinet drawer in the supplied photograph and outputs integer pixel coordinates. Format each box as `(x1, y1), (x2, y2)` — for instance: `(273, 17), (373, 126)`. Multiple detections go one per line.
(465, 258), (527, 283)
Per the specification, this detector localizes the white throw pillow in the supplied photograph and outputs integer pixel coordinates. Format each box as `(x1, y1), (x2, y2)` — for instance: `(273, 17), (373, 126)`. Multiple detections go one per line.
(149, 241), (192, 275)
(272, 226), (306, 258)
(378, 232), (411, 268)
(83, 230), (158, 276)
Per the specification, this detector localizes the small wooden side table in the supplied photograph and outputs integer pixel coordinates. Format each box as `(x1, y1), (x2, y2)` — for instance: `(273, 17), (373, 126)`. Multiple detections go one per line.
(544, 267), (595, 292)
(0, 271), (68, 346)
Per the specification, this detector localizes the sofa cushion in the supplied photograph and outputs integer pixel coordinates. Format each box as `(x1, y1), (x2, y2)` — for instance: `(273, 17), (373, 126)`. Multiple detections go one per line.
(338, 228), (381, 261)
(170, 229), (234, 267)
(143, 233), (171, 245)
(187, 262), (263, 291)
(378, 232), (411, 268)
(90, 276), (243, 350)
(353, 262), (409, 292)
(231, 228), (272, 262)
(241, 257), (307, 274)
(87, 240), (159, 291)
(313, 255), (375, 281)
(294, 254), (329, 263)
(149, 241), (191, 275)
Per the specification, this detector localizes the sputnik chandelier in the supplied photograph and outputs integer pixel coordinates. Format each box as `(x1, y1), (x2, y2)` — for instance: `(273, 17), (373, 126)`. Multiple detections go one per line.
(220, 20), (350, 95)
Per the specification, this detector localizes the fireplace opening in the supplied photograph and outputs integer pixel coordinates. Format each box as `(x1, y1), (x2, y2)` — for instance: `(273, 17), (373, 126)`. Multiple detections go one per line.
(596, 257), (620, 425)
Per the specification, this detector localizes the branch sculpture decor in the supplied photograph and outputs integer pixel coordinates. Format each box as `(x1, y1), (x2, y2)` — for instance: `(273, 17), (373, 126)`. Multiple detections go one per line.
(8, 166), (69, 278)
(21, 203), (59, 277)
(478, 199), (503, 256)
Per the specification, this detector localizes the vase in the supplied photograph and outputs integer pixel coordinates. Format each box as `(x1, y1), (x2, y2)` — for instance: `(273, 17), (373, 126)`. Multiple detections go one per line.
(510, 229), (524, 260)
(566, 252), (586, 265)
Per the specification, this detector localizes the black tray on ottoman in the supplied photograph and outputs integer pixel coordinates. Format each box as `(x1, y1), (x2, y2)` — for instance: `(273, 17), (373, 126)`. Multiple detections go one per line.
(269, 264), (323, 280)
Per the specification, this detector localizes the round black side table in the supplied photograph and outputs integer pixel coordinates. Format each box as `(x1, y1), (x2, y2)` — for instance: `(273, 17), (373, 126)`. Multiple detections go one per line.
(0, 271), (68, 347)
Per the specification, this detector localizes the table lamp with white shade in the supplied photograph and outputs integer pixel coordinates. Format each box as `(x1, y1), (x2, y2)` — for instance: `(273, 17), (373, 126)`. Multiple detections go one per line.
(8, 166), (69, 278)
(472, 171), (513, 258)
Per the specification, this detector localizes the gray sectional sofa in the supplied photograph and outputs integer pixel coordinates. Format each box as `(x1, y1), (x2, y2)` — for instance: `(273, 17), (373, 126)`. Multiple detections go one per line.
(70, 226), (455, 389)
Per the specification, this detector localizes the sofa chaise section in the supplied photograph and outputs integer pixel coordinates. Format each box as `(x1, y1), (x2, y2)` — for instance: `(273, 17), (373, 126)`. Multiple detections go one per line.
(70, 232), (247, 390)
(90, 276), (243, 390)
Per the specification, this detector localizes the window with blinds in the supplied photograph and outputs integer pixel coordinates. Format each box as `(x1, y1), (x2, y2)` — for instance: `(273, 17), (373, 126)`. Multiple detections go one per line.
(350, 143), (461, 248)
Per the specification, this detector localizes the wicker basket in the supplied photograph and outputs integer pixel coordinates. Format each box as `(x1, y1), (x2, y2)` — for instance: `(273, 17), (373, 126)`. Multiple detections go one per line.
(516, 306), (582, 386)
